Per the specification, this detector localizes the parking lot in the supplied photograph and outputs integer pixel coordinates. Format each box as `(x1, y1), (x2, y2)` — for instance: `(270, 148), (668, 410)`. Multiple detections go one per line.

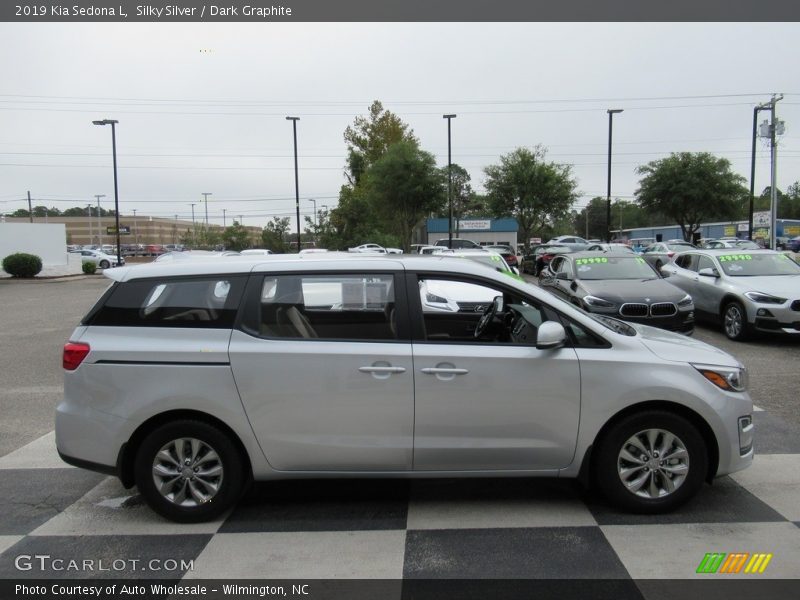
(0, 275), (798, 594)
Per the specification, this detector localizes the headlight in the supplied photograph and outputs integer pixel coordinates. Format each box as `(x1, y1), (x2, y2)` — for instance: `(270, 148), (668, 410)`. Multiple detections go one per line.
(744, 291), (786, 304)
(693, 364), (748, 392)
(583, 295), (616, 308)
(677, 294), (693, 307)
(425, 292), (448, 304)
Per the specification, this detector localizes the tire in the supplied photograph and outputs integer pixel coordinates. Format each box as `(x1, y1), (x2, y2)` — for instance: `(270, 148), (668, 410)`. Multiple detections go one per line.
(134, 420), (245, 523)
(654, 259), (663, 270)
(99, 260), (110, 269)
(722, 300), (749, 341)
(594, 411), (707, 513)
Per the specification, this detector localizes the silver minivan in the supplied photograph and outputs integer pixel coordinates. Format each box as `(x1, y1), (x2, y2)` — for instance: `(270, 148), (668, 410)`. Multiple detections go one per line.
(57, 255), (753, 522)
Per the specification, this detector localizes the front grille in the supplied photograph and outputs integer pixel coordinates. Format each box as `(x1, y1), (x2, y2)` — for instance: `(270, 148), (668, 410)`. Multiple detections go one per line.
(650, 302), (678, 317)
(791, 300), (800, 312)
(620, 303), (648, 317)
(457, 301), (489, 313)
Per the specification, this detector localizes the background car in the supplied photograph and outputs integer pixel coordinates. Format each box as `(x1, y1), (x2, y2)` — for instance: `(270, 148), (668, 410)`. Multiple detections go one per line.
(547, 235), (588, 251)
(484, 244), (519, 268)
(70, 248), (124, 269)
(661, 249), (800, 340)
(540, 252), (694, 333)
(703, 239), (761, 250)
(240, 248), (274, 255)
(433, 238), (483, 249)
(641, 241), (696, 270)
(531, 244), (573, 276)
(348, 243), (402, 254)
(787, 236), (800, 252)
(585, 243), (636, 254)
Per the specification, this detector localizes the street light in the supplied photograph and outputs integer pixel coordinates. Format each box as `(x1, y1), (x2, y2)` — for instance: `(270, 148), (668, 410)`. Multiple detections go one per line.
(190, 203), (196, 246)
(287, 116), (301, 252)
(92, 119), (121, 265)
(606, 109), (623, 243)
(443, 114), (456, 247)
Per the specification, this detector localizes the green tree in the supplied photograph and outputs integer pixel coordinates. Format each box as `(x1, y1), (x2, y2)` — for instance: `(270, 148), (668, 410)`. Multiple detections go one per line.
(635, 152), (747, 242)
(193, 225), (222, 250)
(343, 100), (417, 185)
(440, 163), (475, 223)
(361, 140), (446, 250)
(484, 146), (578, 247)
(261, 217), (291, 253)
(221, 221), (251, 251)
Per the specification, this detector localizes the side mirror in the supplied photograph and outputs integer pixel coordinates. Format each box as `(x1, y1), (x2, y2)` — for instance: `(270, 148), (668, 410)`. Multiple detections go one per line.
(556, 272), (570, 281)
(536, 321), (567, 350)
(698, 267), (719, 278)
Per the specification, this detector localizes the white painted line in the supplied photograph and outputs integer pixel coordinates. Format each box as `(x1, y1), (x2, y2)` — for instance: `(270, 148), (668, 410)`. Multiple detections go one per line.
(0, 431), (72, 470)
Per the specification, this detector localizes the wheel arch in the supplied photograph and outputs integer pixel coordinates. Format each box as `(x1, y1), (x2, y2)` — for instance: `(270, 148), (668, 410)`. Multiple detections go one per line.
(117, 409), (253, 489)
(580, 400), (720, 487)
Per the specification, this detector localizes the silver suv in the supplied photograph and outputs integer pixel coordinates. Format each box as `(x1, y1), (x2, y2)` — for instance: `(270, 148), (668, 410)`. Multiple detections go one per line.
(57, 255), (753, 522)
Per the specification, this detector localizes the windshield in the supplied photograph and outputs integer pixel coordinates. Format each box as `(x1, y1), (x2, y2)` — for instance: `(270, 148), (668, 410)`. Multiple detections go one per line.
(574, 256), (658, 280)
(717, 253), (800, 277)
(460, 253), (511, 273)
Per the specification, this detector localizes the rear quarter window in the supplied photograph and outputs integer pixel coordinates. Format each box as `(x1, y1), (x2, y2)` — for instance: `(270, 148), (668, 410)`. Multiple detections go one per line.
(87, 275), (247, 328)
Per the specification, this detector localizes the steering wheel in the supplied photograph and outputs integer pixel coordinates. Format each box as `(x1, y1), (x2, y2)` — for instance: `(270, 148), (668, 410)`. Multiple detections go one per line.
(474, 297), (500, 338)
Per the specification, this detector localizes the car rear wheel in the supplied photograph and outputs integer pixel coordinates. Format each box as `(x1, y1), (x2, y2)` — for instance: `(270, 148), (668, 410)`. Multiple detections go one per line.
(134, 420), (245, 522)
(723, 300), (749, 341)
(654, 259), (663, 270)
(99, 260), (110, 269)
(594, 411), (707, 513)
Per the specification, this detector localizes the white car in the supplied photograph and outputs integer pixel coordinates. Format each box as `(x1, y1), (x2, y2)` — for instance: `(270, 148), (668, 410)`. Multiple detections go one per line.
(71, 249), (123, 269)
(240, 249), (274, 256)
(348, 243), (403, 254)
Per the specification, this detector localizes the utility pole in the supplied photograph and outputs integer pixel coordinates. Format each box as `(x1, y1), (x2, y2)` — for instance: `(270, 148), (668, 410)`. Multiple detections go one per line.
(222, 208), (227, 228)
(443, 114), (456, 247)
(286, 116), (301, 252)
(606, 109), (623, 243)
(87, 205), (92, 245)
(202, 192), (212, 227)
(759, 95), (784, 249)
(132, 209), (138, 245)
(749, 104), (768, 241)
(27, 191), (33, 223)
(190, 203), (196, 246)
(95, 194), (105, 246)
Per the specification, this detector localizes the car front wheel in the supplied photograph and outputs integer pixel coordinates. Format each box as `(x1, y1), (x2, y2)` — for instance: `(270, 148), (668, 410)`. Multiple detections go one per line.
(594, 411), (707, 513)
(99, 260), (110, 269)
(723, 300), (749, 341)
(134, 420), (245, 523)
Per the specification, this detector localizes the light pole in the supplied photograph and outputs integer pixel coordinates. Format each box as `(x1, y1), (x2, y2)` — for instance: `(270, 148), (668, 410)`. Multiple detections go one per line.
(92, 119), (121, 265)
(606, 109), (623, 243)
(132, 209), (138, 245)
(95, 194), (105, 246)
(202, 192), (212, 227)
(443, 114), (456, 247)
(287, 116), (301, 252)
(222, 208), (227, 228)
(173, 214), (178, 244)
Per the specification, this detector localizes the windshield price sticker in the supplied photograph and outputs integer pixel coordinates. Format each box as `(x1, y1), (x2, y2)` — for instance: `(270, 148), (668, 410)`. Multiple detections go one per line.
(575, 257), (608, 265)
(719, 254), (752, 262)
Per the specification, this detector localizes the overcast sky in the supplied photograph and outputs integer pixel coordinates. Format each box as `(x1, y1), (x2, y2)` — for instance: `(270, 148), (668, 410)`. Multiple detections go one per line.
(0, 22), (798, 230)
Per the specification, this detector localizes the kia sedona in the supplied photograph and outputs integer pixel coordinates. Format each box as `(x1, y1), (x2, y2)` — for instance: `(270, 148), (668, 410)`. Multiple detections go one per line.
(58, 254), (753, 522)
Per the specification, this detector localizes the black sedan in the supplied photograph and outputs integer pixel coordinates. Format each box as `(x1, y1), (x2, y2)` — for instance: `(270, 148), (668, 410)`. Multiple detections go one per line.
(539, 252), (695, 334)
(521, 244), (573, 276)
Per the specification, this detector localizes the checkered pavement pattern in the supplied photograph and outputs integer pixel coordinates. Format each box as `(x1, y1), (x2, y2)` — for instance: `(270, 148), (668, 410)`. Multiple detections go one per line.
(1, 410), (798, 591)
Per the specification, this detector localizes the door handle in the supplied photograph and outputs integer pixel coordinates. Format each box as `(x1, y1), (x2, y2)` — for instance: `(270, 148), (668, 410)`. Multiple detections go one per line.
(358, 366), (406, 373)
(421, 367), (469, 375)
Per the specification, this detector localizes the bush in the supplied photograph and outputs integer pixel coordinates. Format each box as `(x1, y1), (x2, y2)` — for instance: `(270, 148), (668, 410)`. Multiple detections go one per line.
(2, 253), (43, 278)
(82, 261), (97, 275)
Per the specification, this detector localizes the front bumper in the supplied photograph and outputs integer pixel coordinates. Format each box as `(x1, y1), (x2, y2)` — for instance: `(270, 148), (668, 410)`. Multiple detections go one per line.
(747, 302), (800, 334)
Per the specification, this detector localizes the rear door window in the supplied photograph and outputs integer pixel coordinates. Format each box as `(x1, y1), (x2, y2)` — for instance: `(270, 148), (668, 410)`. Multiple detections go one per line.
(88, 276), (247, 328)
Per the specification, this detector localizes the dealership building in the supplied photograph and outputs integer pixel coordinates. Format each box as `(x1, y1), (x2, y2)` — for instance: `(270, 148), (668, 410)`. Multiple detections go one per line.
(423, 218), (519, 247)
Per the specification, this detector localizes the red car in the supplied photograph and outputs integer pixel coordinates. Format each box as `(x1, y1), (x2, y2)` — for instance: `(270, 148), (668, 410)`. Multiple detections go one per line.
(485, 245), (519, 268)
(145, 244), (166, 256)
(533, 244), (573, 276)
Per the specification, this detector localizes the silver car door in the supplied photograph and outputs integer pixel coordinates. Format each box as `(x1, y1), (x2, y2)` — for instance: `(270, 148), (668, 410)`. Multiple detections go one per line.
(410, 274), (581, 471)
(229, 272), (414, 471)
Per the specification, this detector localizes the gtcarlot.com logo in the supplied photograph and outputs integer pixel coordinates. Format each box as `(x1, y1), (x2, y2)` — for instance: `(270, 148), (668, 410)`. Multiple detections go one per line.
(696, 552), (773, 574)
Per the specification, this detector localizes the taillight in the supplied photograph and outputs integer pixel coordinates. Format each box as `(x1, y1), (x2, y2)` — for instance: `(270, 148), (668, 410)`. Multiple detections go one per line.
(63, 342), (90, 371)
(667, 251), (675, 258)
